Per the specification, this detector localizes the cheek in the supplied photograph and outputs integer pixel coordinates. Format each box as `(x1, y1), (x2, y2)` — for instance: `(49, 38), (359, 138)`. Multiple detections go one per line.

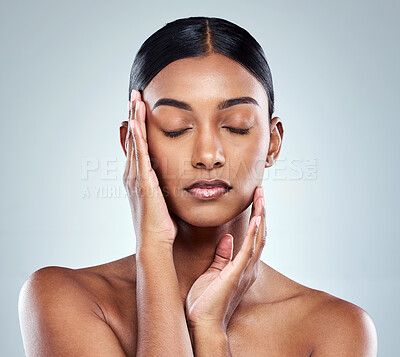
(147, 136), (183, 189)
(229, 137), (267, 185)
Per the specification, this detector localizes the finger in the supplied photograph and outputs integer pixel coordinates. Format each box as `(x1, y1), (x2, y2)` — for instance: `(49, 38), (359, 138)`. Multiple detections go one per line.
(249, 186), (263, 224)
(131, 102), (156, 185)
(129, 90), (150, 177)
(123, 116), (134, 184)
(242, 196), (266, 278)
(235, 186), (263, 270)
(230, 214), (261, 277)
(251, 188), (266, 255)
(125, 99), (137, 183)
(209, 234), (234, 272)
(134, 100), (150, 154)
(132, 90), (148, 143)
(251, 187), (265, 250)
(130, 100), (170, 224)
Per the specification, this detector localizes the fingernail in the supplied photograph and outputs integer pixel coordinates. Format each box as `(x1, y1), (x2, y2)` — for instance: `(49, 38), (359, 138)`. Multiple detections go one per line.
(259, 186), (264, 197)
(256, 216), (261, 227)
(261, 197), (265, 208)
(131, 90), (136, 101)
(135, 100), (140, 113)
(130, 119), (135, 131)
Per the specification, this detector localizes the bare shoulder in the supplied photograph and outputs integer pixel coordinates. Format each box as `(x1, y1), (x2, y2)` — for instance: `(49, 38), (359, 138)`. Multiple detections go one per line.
(19, 253), (132, 301)
(19, 254), (137, 316)
(18, 264), (111, 333)
(19, 263), (107, 303)
(18, 257), (136, 356)
(19, 265), (99, 311)
(247, 263), (378, 356)
(304, 288), (378, 356)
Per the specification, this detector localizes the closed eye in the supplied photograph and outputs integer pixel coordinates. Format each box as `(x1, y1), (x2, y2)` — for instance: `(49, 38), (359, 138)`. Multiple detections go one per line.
(162, 127), (251, 138)
(224, 127), (251, 135)
(162, 128), (190, 138)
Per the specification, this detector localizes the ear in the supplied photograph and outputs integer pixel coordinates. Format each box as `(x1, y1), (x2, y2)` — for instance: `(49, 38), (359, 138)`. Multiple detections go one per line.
(119, 121), (129, 157)
(265, 116), (284, 168)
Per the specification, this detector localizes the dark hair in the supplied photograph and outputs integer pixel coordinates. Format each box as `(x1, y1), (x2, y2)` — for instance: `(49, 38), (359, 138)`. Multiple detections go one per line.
(129, 16), (274, 121)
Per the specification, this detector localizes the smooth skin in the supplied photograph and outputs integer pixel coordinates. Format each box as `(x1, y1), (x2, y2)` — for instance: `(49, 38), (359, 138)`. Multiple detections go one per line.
(125, 86), (266, 355)
(18, 53), (378, 356)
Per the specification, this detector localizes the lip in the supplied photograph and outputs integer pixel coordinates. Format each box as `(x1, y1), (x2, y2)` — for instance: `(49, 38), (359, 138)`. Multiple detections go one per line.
(185, 179), (232, 190)
(185, 186), (231, 200)
(184, 179), (232, 200)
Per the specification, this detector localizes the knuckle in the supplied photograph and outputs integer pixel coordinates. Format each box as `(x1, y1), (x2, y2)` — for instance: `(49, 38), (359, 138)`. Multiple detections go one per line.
(123, 166), (132, 178)
(136, 182), (147, 196)
(124, 174), (138, 189)
(247, 246), (255, 259)
(126, 174), (137, 185)
(135, 178), (144, 189)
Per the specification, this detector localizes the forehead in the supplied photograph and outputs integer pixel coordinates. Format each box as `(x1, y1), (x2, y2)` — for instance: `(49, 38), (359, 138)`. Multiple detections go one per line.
(142, 53), (268, 113)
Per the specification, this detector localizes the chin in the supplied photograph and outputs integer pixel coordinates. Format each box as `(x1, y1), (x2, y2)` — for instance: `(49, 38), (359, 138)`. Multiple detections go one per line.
(185, 216), (228, 228)
(171, 204), (239, 228)
(164, 187), (251, 227)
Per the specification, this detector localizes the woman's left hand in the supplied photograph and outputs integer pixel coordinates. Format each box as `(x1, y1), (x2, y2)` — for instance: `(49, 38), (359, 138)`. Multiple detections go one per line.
(185, 186), (267, 334)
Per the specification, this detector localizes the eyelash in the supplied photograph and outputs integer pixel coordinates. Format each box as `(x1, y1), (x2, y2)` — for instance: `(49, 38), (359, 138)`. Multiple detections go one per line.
(163, 127), (251, 138)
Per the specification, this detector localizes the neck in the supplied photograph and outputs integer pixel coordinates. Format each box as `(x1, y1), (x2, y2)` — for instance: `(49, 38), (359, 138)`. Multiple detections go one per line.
(171, 205), (252, 302)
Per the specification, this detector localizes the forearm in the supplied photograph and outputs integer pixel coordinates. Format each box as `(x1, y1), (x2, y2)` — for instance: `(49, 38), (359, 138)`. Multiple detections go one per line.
(136, 245), (194, 357)
(190, 327), (232, 357)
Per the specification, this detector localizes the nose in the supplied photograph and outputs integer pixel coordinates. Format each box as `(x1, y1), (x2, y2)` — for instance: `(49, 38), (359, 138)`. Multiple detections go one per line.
(191, 127), (225, 170)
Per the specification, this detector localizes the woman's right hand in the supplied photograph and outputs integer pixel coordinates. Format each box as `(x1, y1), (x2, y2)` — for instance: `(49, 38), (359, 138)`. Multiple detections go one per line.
(124, 93), (194, 357)
(122, 89), (178, 251)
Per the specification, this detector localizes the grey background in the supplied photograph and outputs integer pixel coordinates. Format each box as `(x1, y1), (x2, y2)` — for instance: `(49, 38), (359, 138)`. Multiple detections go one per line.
(1, 0), (398, 355)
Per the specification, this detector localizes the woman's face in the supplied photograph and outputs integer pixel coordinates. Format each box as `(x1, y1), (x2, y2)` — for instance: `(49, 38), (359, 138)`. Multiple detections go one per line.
(142, 53), (273, 227)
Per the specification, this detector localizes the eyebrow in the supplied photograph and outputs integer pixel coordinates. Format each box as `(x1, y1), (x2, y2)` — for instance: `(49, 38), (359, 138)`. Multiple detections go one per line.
(152, 96), (259, 111)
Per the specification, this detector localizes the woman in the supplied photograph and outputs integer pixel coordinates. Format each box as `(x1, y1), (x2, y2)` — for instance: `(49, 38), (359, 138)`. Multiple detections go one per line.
(19, 16), (377, 356)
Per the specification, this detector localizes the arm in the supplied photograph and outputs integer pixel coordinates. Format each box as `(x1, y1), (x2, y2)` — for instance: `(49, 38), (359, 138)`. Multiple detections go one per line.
(136, 246), (194, 357)
(18, 267), (127, 357)
(124, 90), (193, 356)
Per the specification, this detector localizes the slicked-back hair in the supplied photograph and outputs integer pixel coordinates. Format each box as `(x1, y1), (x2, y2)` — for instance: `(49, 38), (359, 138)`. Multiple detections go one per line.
(129, 16), (274, 121)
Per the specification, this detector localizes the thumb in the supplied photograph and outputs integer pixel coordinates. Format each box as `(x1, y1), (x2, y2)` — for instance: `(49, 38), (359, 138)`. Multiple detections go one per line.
(209, 234), (234, 272)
